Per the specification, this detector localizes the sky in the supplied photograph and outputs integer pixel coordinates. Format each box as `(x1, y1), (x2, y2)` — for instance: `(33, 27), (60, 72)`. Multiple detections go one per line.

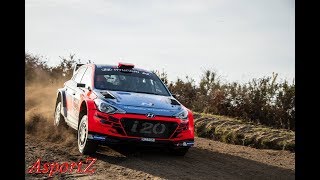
(25, 0), (295, 84)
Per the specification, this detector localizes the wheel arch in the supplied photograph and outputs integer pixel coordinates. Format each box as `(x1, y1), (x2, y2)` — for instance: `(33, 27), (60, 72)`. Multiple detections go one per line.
(78, 99), (96, 128)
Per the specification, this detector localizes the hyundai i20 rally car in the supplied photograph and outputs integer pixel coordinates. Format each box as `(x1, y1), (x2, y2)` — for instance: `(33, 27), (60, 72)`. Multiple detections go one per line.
(54, 63), (194, 156)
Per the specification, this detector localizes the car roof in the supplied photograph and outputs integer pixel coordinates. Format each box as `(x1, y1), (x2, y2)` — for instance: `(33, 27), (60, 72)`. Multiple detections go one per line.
(92, 64), (153, 73)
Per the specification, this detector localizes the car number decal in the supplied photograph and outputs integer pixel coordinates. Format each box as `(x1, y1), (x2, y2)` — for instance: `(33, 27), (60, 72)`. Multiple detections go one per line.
(131, 121), (166, 134)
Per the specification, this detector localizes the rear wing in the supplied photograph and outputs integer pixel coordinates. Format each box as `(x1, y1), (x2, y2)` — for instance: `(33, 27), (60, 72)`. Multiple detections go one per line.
(73, 63), (85, 75)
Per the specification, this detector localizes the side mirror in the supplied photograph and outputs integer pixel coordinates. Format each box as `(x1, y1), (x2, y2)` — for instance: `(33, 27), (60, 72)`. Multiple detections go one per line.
(77, 83), (85, 88)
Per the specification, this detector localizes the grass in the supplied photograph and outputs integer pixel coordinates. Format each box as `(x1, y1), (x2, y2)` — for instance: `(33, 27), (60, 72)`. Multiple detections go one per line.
(193, 112), (295, 151)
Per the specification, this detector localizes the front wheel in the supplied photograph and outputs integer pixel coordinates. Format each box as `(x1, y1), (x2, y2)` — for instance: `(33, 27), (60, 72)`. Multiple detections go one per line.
(78, 115), (98, 155)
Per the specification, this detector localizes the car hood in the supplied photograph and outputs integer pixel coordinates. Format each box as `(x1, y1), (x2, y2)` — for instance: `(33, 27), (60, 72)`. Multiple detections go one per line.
(95, 90), (183, 116)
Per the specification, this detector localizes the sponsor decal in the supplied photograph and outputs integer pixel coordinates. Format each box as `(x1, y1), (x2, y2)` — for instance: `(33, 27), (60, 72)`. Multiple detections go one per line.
(141, 138), (155, 142)
(141, 102), (154, 106)
(141, 72), (150, 76)
(100, 68), (112, 71)
(100, 68), (140, 74)
(93, 135), (106, 141)
(99, 67), (151, 76)
(175, 141), (194, 147)
(27, 157), (97, 177)
(87, 134), (106, 141)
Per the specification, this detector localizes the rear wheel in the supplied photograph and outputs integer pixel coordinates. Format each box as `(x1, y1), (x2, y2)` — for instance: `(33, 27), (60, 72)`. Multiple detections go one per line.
(54, 102), (66, 127)
(78, 115), (98, 155)
(170, 147), (190, 156)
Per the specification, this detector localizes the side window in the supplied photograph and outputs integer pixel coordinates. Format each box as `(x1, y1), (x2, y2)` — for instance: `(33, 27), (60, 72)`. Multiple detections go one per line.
(71, 70), (79, 80)
(74, 67), (87, 83)
(80, 67), (92, 87)
(71, 72), (77, 80)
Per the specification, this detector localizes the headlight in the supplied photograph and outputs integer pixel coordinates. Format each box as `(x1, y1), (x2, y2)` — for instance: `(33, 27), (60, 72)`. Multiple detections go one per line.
(174, 109), (188, 120)
(94, 99), (125, 114)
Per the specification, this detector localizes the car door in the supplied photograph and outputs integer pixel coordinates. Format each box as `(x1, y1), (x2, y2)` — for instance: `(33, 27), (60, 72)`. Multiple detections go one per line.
(64, 75), (77, 122)
(79, 66), (93, 94)
(68, 66), (87, 126)
(72, 66), (93, 123)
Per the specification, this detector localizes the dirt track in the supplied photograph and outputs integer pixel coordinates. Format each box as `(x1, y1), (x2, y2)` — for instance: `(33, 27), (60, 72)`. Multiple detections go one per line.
(25, 134), (294, 180)
(25, 83), (295, 179)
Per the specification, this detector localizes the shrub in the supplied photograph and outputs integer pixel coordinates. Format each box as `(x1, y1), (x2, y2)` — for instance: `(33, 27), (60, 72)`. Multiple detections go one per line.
(157, 70), (295, 130)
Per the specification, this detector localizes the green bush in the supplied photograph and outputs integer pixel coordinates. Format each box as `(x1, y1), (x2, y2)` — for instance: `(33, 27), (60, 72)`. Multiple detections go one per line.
(157, 70), (295, 130)
(25, 53), (85, 83)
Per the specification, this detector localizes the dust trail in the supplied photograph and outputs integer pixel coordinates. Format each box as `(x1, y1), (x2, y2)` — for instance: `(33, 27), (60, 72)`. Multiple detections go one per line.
(25, 81), (77, 150)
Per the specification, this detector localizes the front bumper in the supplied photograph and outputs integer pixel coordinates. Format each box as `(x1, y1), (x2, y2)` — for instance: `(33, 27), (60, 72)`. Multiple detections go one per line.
(87, 109), (195, 147)
(87, 132), (195, 147)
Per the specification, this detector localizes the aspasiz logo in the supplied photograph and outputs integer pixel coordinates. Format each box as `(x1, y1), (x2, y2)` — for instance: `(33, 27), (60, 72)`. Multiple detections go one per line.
(26, 157), (97, 177)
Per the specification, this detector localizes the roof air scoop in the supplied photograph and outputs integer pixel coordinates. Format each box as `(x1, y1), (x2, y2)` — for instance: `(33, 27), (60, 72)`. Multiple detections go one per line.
(118, 62), (134, 69)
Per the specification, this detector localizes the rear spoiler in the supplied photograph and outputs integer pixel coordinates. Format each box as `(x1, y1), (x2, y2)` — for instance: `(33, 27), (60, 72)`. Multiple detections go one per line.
(73, 63), (85, 75)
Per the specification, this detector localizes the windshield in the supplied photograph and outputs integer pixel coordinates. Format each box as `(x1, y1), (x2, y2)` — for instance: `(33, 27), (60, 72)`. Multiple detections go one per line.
(94, 67), (170, 96)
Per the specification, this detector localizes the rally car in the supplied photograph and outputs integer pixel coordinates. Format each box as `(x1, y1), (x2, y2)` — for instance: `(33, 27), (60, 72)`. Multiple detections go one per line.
(54, 63), (194, 156)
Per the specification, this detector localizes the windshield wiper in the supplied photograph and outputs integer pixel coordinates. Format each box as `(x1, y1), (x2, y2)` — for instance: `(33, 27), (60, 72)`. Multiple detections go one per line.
(98, 89), (168, 96)
(134, 91), (159, 95)
(131, 91), (171, 96)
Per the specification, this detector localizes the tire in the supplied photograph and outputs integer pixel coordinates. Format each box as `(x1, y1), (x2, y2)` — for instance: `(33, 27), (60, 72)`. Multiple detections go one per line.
(54, 102), (66, 127)
(170, 147), (190, 156)
(78, 115), (98, 155)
